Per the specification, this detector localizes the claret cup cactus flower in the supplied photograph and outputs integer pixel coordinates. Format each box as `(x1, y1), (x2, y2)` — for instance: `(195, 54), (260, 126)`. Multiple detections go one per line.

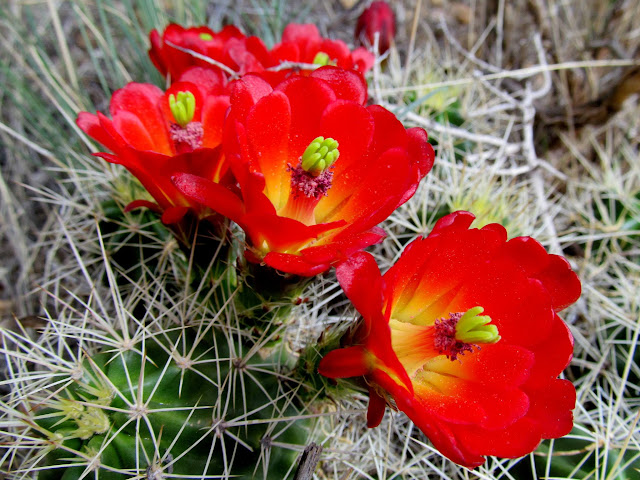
(173, 66), (434, 276)
(319, 211), (581, 467)
(149, 22), (374, 83)
(77, 68), (231, 224)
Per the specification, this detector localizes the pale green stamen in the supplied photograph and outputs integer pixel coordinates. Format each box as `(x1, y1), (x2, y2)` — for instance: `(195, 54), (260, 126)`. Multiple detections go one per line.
(169, 91), (196, 128)
(199, 33), (213, 41)
(312, 52), (332, 66)
(301, 136), (340, 177)
(455, 306), (501, 344)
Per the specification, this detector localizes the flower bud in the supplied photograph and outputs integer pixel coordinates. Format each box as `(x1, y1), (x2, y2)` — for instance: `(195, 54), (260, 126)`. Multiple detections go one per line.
(355, 1), (396, 55)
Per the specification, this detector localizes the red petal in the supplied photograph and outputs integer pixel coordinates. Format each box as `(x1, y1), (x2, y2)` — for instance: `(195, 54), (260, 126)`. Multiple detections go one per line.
(270, 41), (300, 63)
(535, 254), (581, 312)
(464, 269), (555, 347)
(148, 29), (167, 76)
(276, 76), (336, 156)
(110, 149), (182, 211)
(526, 314), (574, 385)
(336, 252), (384, 321)
(423, 343), (535, 387)
(124, 199), (161, 214)
(262, 252), (330, 276)
(351, 47), (375, 72)
(201, 95), (230, 149)
(112, 84), (173, 155)
(281, 23), (320, 50)
(112, 111), (159, 152)
(77, 112), (122, 153)
(311, 66), (367, 104)
(523, 378), (575, 438)
(318, 346), (369, 378)
(313, 101), (375, 222)
(300, 227), (385, 264)
(177, 66), (227, 95)
(449, 417), (542, 459)
(502, 236), (549, 275)
(172, 172), (244, 222)
(315, 39), (352, 66)
(367, 387), (387, 428)
(110, 83), (167, 135)
(326, 148), (412, 239)
(384, 227), (506, 323)
(245, 36), (274, 68)
(161, 206), (190, 224)
(245, 91), (292, 208)
(239, 171), (277, 217)
(396, 401), (485, 468)
(366, 105), (408, 159)
(336, 253), (414, 392)
(242, 212), (342, 252)
(407, 127), (435, 179)
(430, 211), (476, 236)
(412, 370), (530, 429)
(229, 74), (273, 123)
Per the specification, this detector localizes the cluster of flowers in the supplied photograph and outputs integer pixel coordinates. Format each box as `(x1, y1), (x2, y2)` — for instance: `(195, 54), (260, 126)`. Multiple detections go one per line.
(77, 14), (580, 469)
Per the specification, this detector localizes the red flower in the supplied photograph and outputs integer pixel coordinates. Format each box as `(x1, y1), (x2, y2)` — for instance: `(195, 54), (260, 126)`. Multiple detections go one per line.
(77, 68), (232, 224)
(271, 24), (374, 74)
(319, 211), (581, 467)
(149, 24), (273, 80)
(355, 1), (396, 55)
(173, 66), (434, 276)
(149, 23), (375, 83)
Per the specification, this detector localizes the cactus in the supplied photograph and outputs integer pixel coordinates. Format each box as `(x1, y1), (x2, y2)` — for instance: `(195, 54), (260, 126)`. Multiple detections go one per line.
(2, 320), (314, 479)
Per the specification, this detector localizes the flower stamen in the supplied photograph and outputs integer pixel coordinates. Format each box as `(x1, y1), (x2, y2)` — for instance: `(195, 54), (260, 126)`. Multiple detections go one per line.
(434, 306), (500, 361)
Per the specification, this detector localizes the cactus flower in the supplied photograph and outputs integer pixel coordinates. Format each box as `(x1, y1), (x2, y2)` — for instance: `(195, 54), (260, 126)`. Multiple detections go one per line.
(77, 67), (232, 224)
(149, 24), (273, 79)
(149, 23), (375, 83)
(173, 66), (434, 276)
(319, 211), (581, 467)
(271, 23), (374, 74)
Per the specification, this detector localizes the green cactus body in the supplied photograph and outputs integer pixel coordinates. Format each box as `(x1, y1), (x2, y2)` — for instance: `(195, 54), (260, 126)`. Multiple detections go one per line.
(35, 329), (313, 479)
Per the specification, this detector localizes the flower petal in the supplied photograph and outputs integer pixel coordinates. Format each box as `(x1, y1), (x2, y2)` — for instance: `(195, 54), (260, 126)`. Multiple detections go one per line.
(318, 346), (369, 378)
(367, 386), (387, 428)
(449, 417), (542, 459)
(275, 76), (336, 156)
(262, 252), (330, 276)
(523, 378), (575, 438)
(172, 172), (244, 222)
(245, 91), (292, 209)
(311, 66), (367, 104)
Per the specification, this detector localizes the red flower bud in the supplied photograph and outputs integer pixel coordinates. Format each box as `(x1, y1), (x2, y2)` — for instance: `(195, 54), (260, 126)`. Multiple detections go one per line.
(355, 1), (396, 55)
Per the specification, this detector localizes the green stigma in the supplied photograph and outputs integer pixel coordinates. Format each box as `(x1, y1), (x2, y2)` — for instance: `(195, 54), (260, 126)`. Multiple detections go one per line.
(301, 136), (340, 177)
(199, 33), (213, 41)
(169, 90), (196, 128)
(455, 306), (501, 344)
(312, 51), (333, 66)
